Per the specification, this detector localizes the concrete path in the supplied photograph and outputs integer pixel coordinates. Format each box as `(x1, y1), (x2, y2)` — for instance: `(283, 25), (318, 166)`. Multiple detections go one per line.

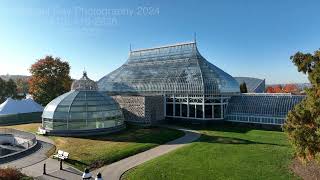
(0, 140), (52, 170)
(0, 135), (54, 171)
(0, 134), (74, 178)
(93, 127), (201, 180)
(20, 135), (81, 178)
(36, 166), (83, 180)
(3, 126), (200, 180)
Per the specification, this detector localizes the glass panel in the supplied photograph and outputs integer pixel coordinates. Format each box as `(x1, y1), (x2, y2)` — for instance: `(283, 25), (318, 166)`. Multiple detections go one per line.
(205, 105), (212, 118)
(166, 104), (173, 116)
(175, 104), (181, 117)
(196, 105), (203, 118)
(181, 104), (188, 117)
(214, 105), (221, 119)
(189, 105), (195, 118)
(70, 112), (86, 120)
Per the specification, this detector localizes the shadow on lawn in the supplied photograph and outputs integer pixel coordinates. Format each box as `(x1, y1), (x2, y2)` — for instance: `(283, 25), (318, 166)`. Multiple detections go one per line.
(166, 120), (282, 134)
(65, 159), (88, 169)
(199, 134), (287, 147)
(167, 121), (251, 133)
(62, 124), (185, 145)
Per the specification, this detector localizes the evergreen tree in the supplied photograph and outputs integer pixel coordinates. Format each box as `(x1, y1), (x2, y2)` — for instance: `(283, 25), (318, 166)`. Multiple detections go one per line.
(240, 82), (248, 93)
(0, 77), (6, 103)
(5, 79), (18, 99)
(283, 50), (320, 162)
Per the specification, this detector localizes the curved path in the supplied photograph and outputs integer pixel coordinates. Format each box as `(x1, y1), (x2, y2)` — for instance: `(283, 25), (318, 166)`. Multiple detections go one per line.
(0, 135), (54, 169)
(7, 126), (200, 180)
(93, 126), (201, 180)
(0, 135), (61, 178)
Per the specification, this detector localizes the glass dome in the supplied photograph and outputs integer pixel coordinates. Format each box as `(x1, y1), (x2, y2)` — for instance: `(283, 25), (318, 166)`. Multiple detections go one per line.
(71, 71), (98, 91)
(42, 90), (124, 132)
(41, 72), (124, 135)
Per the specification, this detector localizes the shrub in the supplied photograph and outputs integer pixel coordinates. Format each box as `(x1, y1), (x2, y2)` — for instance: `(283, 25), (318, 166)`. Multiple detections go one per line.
(0, 167), (32, 180)
(283, 50), (320, 162)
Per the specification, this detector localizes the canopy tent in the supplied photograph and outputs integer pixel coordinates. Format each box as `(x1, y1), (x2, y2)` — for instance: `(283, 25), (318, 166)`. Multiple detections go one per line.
(0, 98), (43, 115)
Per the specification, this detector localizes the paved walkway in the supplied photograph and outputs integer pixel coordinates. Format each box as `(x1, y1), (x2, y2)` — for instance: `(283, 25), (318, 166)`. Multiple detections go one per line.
(36, 166), (83, 180)
(0, 134), (76, 178)
(21, 136), (82, 178)
(2, 126), (200, 180)
(93, 127), (200, 180)
(0, 135), (54, 170)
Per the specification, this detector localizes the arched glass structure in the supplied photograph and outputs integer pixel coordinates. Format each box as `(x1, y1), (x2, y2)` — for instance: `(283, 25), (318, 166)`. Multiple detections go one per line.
(98, 42), (240, 121)
(42, 72), (124, 135)
(225, 93), (305, 125)
(98, 42), (240, 95)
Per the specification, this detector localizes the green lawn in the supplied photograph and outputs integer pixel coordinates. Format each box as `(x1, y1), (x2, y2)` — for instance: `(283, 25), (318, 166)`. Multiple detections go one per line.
(122, 124), (298, 180)
(3, 123), (40, 134)
(3, 123), (184, 171)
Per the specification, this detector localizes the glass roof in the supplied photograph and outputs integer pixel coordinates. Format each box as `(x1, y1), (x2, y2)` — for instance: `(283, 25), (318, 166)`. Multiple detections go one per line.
(42, 90), (122, 119)
(98, 42), (240, 95)
(227, 94), (305, 117)
(71, 71), (98, 91)
(234, 77), (265, 93)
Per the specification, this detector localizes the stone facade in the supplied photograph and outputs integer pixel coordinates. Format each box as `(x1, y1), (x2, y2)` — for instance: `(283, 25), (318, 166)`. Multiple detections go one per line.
(112, 95), (164, 125)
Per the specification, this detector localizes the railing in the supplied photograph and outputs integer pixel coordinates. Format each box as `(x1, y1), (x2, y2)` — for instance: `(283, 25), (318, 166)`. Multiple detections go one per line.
(0, 128), (37, 149)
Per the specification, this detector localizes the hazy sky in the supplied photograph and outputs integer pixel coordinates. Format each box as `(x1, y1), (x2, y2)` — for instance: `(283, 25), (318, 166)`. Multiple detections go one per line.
(0, 0), (319, 84)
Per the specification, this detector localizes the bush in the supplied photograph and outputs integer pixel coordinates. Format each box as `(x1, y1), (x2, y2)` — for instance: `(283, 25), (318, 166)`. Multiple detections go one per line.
(283, 50), (320, 163)
(0, 167), (32, 180)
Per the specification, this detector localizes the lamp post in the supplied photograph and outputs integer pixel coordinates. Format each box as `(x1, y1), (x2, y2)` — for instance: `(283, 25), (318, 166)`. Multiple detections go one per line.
(60, 159), (63, 170)
(43, 163), (46, 175)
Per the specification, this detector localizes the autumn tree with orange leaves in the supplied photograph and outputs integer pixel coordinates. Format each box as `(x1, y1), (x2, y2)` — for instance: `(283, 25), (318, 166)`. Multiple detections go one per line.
(29, 56), (72, 106)
(283, 84), (299, 93)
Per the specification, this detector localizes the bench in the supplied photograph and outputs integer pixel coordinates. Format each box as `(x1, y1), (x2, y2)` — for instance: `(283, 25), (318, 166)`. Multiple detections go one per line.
(53, 150), (69, 160)
(37, 127), (47, 135)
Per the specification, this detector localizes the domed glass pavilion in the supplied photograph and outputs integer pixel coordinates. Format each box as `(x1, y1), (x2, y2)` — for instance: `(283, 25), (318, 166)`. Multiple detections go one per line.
(41, 72), (125, 136)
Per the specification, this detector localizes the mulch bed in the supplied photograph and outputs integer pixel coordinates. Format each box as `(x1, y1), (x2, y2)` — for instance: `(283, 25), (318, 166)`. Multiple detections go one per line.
(290, 158), (320, 180)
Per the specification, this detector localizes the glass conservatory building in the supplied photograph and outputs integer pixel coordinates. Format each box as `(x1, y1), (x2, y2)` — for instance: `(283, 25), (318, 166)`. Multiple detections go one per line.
(98, 41), (305, 126)
(41, 72), (125, 136)
(98, 42), (240, 121)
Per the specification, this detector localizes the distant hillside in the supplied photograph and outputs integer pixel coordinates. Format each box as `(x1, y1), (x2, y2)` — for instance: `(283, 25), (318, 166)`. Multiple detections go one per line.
(0, 75), (30, 81)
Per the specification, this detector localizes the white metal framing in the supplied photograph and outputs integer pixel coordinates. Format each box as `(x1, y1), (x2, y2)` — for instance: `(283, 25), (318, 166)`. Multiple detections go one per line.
(164, 94), (230, 120)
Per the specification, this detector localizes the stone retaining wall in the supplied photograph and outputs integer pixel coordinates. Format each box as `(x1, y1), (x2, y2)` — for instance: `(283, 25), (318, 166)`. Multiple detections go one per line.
(112, 95), (164, 125)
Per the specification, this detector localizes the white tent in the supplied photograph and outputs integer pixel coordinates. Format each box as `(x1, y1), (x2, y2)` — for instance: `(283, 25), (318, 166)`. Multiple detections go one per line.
(0, 98), (43, 115)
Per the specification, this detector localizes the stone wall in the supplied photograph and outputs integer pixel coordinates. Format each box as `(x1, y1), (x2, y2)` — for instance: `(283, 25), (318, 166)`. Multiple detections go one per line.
(112, 95), (164, 125)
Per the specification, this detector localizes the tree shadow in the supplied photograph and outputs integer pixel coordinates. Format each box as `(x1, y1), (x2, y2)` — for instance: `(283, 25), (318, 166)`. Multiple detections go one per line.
(165, 119), (282, 134)
(65, 159), (88, 169)
(198, 134), (287, 147)
(56, 124), (184, 145)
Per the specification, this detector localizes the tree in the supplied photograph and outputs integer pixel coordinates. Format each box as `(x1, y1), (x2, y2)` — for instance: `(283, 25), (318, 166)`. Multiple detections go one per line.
(266, 86), (275, 93)
(16, 78), (29, 95)
(283, 84), (299, 94)
(273, 85), (284, 93)
(5, 79), (18, 98)
(29, 56), (72, 106)
(240, 82), (248, 93)
(0, 77), (6, 103)
(283, 50), (320, 162)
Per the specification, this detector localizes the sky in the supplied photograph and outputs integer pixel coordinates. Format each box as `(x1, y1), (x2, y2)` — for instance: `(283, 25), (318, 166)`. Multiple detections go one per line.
(0, 0), (319, 84)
